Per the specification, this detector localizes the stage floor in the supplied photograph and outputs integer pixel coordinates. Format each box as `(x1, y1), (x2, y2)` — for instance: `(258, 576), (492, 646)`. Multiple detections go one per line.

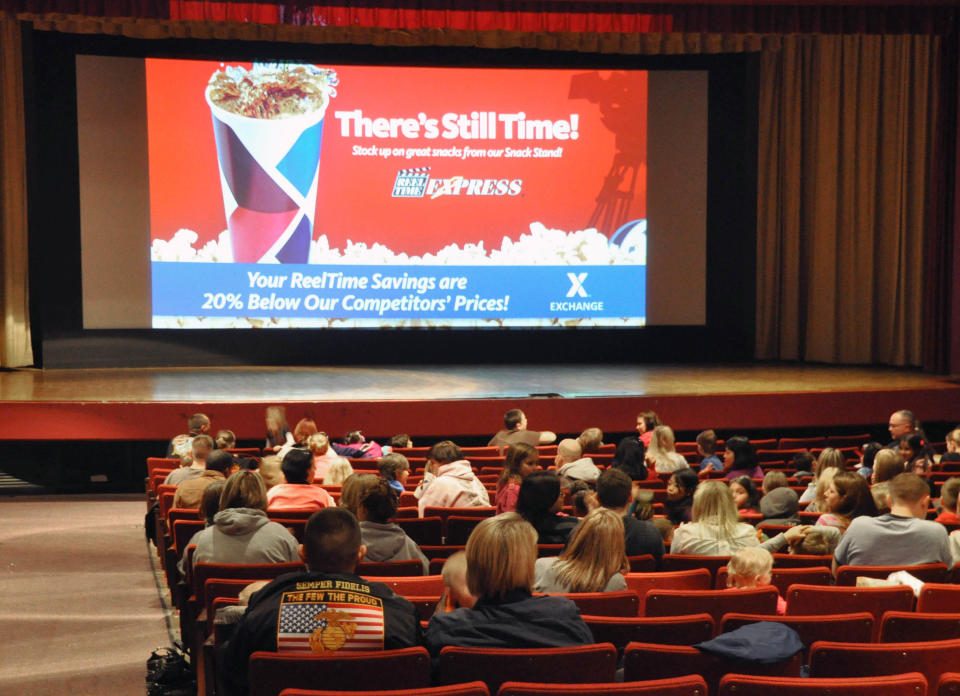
(0, 363), (956, 441)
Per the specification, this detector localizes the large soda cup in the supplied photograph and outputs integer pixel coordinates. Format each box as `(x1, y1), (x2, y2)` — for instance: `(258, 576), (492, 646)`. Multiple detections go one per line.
(205, 64), (336, 264)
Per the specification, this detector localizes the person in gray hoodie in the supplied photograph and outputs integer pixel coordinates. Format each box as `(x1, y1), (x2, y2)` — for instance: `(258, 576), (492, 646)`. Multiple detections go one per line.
(359, 477), (430, 574)
(191, 470), (299, 568)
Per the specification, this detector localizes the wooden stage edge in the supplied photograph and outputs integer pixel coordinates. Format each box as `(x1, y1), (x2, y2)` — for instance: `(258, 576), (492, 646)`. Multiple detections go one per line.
(0, 363), (957, 441)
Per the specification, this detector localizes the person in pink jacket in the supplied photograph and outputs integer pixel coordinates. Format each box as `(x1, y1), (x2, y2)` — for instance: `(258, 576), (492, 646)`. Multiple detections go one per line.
(417, 440), (491, 517)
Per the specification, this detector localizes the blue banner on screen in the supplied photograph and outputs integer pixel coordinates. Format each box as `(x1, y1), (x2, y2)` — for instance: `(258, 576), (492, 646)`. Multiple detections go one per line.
(152, 263), (645, 323)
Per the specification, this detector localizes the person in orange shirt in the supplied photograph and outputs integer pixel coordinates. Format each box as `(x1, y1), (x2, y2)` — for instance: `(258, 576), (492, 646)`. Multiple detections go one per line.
(266, 449), (336, 510)
(934, 478), (960, 526)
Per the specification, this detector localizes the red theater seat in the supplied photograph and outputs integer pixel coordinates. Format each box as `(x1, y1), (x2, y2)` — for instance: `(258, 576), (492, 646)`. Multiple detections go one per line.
(279, 684), (489, 696)
(717, 672), (928, 696)
(785, 584), (915, 639)
(497, 675), (709, 696)
(918, 584), (960, 613)
(834, 563), (949, 586)
(584, 613), (715, 653)
(645, 587), (778, 626)
(880, 612), (960, 643)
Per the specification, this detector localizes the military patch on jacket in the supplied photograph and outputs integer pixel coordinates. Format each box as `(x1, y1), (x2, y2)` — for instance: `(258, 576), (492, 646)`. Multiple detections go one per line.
(276, 587), (385, 653)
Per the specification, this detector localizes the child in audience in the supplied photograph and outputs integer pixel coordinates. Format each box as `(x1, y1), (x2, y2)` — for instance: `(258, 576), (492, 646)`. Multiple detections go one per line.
(696, 429), (723, 474)
(516, 471), (579, 545)
(665, 468), (699, 525)
(815, 470), (877, 533)
(388, 433), (414, 450)
(900, 432), (936, 474)
(759, 487), (800, 526)
(358, 477), (429, 574)
(762, 470), (788, 494)
(943, 429), (960, 463)
(726, 547), (786, 614)
(791, 450), (816, 482)
(323, 459), (354, 485)
(871, 448), (907, 513)
(256, 455), (283, 490)
(378, 453), (411, 495)
(789, 528), (839, 556)
(496, 442), (540, 514)
(856, 442), (884, 479)
(569, 481), (594, 518)
(338, 473), (378, 516)
(652, 517), (674, 544)
(646, 425), (689, 473)
(577, 427), (604, 454)
(436, 551), (476, 614)
(730, 475), (761, 515)
(215, 429), (236, 450)
(935, 478), (960, 525)
(799, 448), (846, 511)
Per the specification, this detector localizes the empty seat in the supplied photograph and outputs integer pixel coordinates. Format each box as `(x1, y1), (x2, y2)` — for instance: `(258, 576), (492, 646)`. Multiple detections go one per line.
(834, 563), (949, 586)
(720, 612), (875, 659)
(880, 612), (960, 643)
(938, 673), (960, 696)
(397, 517), (443, 546)
(280, 683), (489, 696)
(249, 647), (431, 696)
(446, 516), (486, 546)
(498, 675), (709, 696)
(435, 643), (618, 693)
(557, 590), (639, 617)
(624, 569), (712, 605)
(771, 553), (835, 569)
(645, 587), (778, 626)
(918, 584), (960, 613)
(365, 575), (445, 597)
(784, 584), (915, 639)
(660, 555), (731, 582)
(584, 613), (714, 653)
(717, 672), (928, 696)
(356, 559), (424, 577)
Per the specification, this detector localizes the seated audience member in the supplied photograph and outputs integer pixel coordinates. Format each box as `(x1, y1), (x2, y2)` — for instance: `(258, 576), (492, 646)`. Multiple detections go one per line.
(646, 425), (689, 474)
(760, 487), (800, 526)
(488, 408), (557, 448)
(257, 455), (284, 490)
(792, 450), (817, 480)
(266, 449), (336, 510)
(856, 441), (884, 479)
(176, 480), (227, 575)
(886, 409), (918, 449)
(652, 517), (674, 544)
(555, 438), (600, 490)
(417, 441), (490, 516)
(215, 429), (236, 450)
(612, 437), (649, 482)
(308, 432), (349, 481)
(870, 448), (906, 513)
(358, 478), (429, 574)
(167, 412), (210, 458)
(496, 443), (540, 514)
(696, 429), (723, 474)
(762, 471), (788, 495)
(388, 433), (414, 451)
(943, 428), (960, 464)
(935, 478), (960, 525)
(378, 453), (411, 495)
(436, 551), (476, 614)
(219, 507), (423, 696)
(516, 471), (580, 545)
(276, 417), (318, 458)
(635, 410), (660, 447)
(569, 481), (594, 518)
(789, 528), (839, 556)
(339, 473), (378, 516)
(816, 471), (877, 533)
(665, 468), (699, 525)
(721, 436), (763, 480)
(727, 546), (786, 614)
(534, 508), (629, 593)
(191, 470), (299, 568)
(900, 432), (936, 475)
(597, 468), (664, 564)
(799, 448), (847, 511)
(173, 449), (233, 509)
(833, 472), (952, 570)
(264, 405), (294, 452)
(344, 430), (383, 459)
(577, 427), (604, 454)
(164, 434), (214, 486)
(323, 459), (354, 486)
(729, 475), (761, 515)
(671, 481), (809, 556)
(425, 513), (592, 654)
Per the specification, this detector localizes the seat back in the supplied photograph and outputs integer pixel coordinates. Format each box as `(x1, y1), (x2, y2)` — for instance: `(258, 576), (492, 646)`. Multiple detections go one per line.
(193, 561), (306, 606)
(557, 591), (639, 617)
(645, 587), (778, 626)
(661, 555), (731, 583)
(785, 584), (915, 638)
(584, 613), (715, 653)
(624, 641), (803, 693)
(771, 553), (835, 569)
(279, 684), (490, 696)
(435, 643), (618, 693)
(715, 566), (832, 595)
(624, 569), (712, 610)
(835, 564), (949, 586)
(498, 675), (709, 696)
(171, 518), (204, 556)
(720, 612), (875, 660)
(364, 575), (444, 597)
(717, 672), (928, 696)
(880, 612), (960, 643)
(356, 559), (424, 577)
(626, 555), (657, 572)
(918, 584), (960, 613)
(938, 672), (960, 696)
(809, 638), (960, 695)
(396, 517), (443, 546)
(446, 516), (486, 546)
(248, 647), (431, 696)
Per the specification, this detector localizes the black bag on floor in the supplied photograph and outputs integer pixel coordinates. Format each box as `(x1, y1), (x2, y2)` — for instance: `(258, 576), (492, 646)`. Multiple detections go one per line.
(146, 643), (195, 696)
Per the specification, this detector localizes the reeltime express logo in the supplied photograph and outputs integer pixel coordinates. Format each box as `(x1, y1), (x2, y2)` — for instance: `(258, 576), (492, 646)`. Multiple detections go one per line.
(391, 167), (522, 199)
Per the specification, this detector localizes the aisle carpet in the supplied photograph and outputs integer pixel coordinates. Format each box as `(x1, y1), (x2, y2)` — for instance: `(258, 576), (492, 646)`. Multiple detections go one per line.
(0, 495), (172, 695)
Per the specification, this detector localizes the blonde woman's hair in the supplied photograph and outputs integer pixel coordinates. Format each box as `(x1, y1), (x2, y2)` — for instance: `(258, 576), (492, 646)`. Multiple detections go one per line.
(257, 455), (284, 489)
(324, 459), (354, 485)
(646, 425), (679, 470)
(466, 512), (537, 599)
(308, 432), (331, 455)
(813, 466), (840, 512)
(726, 546), (773, 587)
(946, 429), (960, 452)
(338, 473), (378, 515)
(554, 508), (628, 593)
(690, 480), (741, 540)
(219, 469), (268, 512)
(814, 448), (846, 478)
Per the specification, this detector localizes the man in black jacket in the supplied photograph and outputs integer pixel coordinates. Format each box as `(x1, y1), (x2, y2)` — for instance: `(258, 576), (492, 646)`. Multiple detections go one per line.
(218, 507), (423, 695)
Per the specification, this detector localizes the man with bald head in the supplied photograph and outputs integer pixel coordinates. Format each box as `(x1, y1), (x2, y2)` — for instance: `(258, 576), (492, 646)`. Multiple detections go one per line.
(886, 410), (917, 449)
(555, 438), (599, 489)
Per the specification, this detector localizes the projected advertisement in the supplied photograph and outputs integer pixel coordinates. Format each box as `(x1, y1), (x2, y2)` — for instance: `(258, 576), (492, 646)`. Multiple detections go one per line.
(148, 60), (648, 328)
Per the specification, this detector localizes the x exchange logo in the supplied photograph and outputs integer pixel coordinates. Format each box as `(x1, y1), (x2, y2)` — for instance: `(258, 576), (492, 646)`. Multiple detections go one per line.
(566, 272), (588, 298)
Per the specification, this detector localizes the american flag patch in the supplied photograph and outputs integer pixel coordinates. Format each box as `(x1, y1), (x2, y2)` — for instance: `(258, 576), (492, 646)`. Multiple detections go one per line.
(277, 590), (385, 654)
